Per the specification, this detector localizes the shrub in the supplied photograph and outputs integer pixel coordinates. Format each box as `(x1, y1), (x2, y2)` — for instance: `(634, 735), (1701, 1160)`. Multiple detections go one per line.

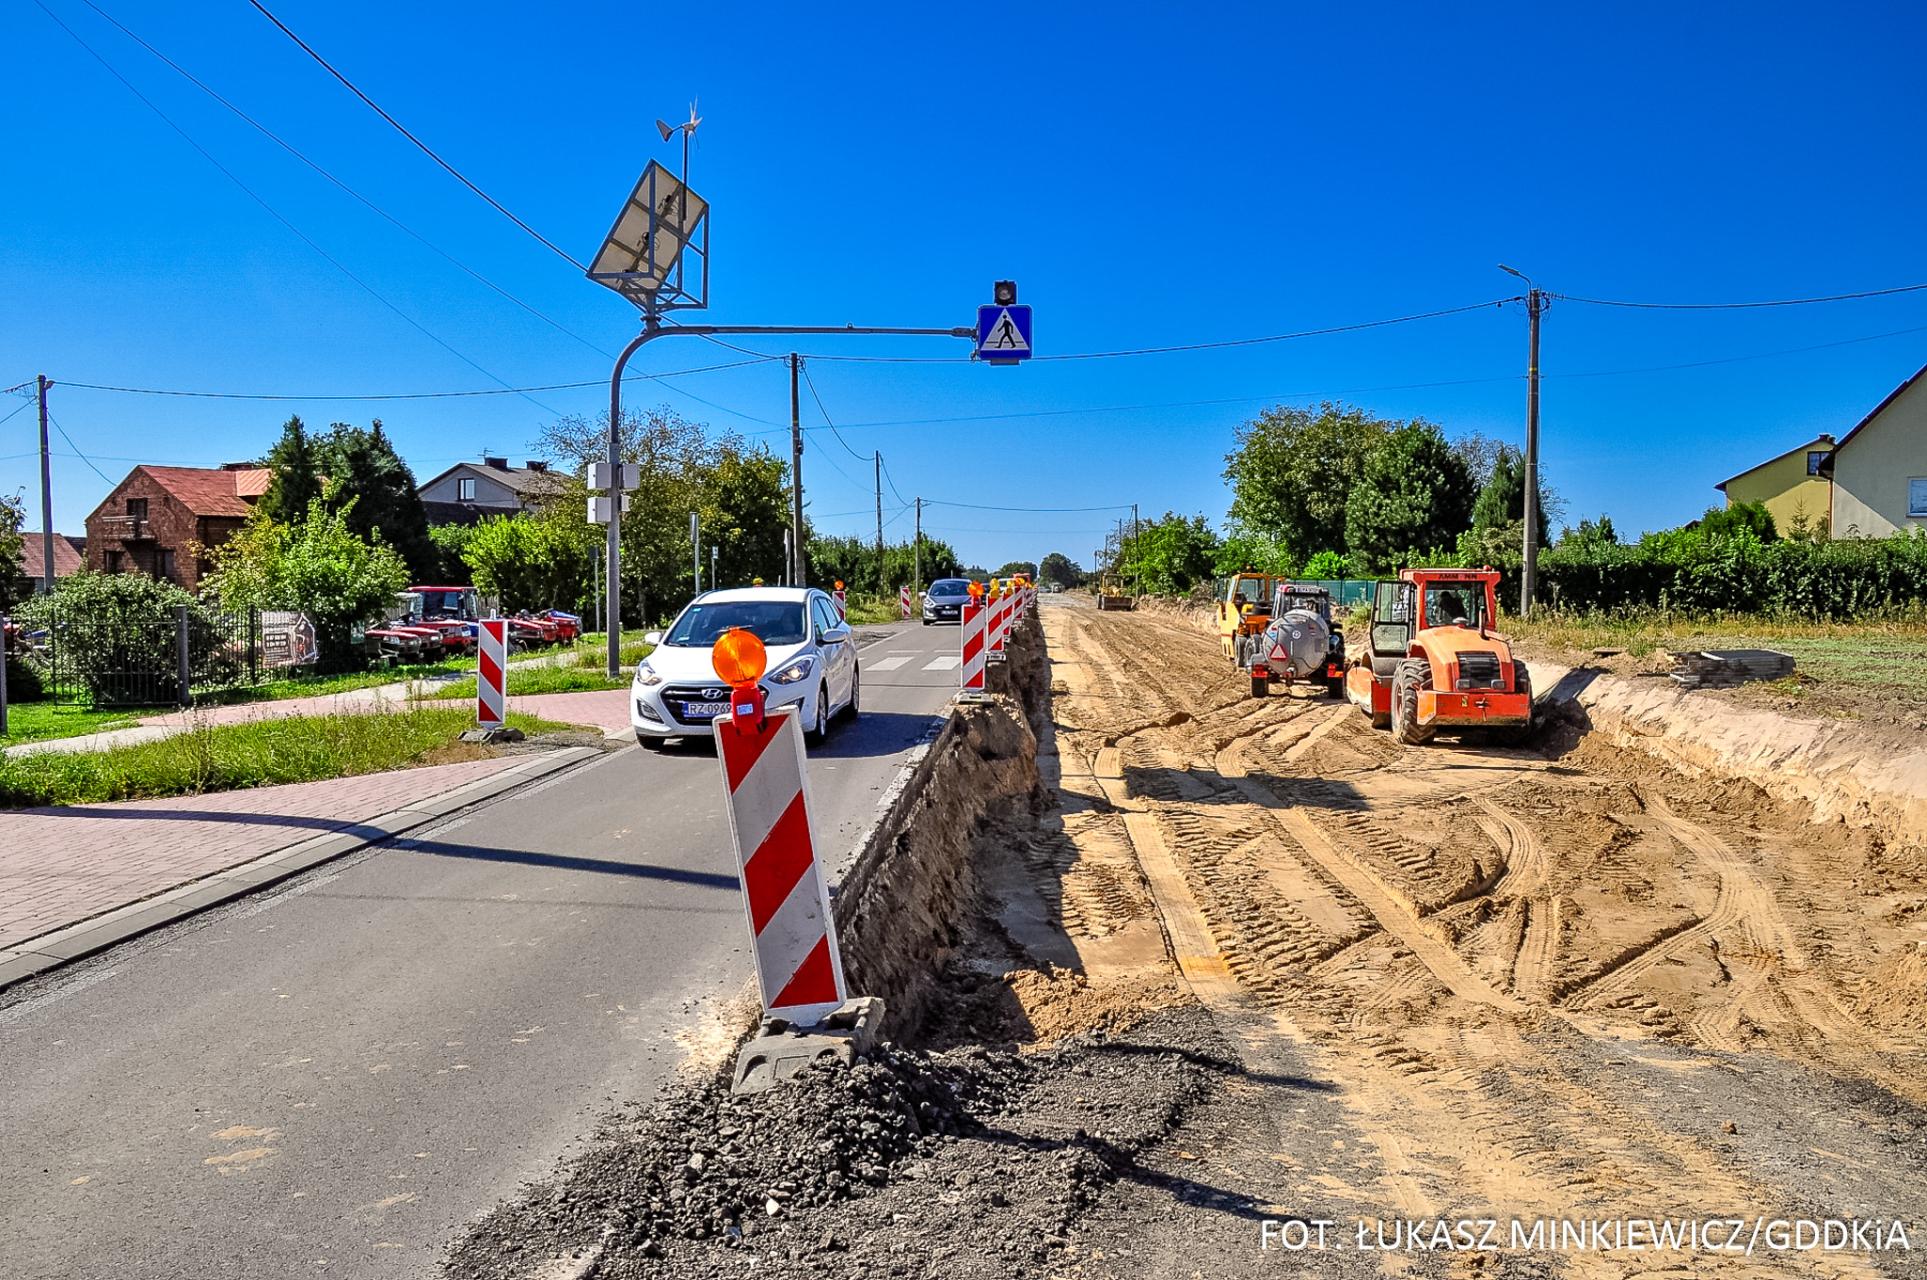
(14, 572), (235, 705)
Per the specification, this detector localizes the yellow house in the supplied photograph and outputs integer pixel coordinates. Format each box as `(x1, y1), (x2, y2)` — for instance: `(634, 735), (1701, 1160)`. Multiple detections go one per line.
(1716, 434), (1834, 532)
(1821, 361), (1927, 539)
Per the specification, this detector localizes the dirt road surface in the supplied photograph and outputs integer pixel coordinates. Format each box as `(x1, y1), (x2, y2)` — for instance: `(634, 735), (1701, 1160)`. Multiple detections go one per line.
(1017, 596), (1927, 1278)
(452, 596), (1926, 1280)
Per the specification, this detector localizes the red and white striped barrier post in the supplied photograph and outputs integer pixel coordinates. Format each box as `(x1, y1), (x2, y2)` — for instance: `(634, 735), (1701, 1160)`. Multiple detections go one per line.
(477, 619), (508, 728)
(987, 586), (1010, 664)
(898, 585), (912, 618)
(959, 593), (989, 701)
(832, 580), (847, 617)
(710, 629), (850, 1025)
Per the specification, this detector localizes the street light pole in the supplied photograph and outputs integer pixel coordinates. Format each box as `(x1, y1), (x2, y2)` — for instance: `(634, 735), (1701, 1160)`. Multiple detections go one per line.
(873, 451), (884, 591)
(601, 323), (974, 676)
(36, 375), (55, 592)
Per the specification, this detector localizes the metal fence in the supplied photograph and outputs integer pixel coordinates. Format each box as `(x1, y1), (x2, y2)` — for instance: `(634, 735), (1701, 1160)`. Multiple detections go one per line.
(1297, 579), (1378, 610)
(9, 604), (269, 707)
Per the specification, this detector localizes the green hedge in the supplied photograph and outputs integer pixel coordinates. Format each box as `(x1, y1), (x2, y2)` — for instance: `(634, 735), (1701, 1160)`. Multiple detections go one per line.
(1539, 531), (1927, 618)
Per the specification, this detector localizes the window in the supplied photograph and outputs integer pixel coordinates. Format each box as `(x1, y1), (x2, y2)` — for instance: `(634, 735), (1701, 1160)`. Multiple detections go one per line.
(813, 597), (840, 635)
(1909, 478), (1927, 520)
(1807, 450), (1830, 476)
(1423, 583), (1488, 629)
(663, 600), (809, 647)
(457, 477), (476, 501)
(125, 496), (148, 520)
(159, 549), (177, 581)
(105, 550), (122, 573)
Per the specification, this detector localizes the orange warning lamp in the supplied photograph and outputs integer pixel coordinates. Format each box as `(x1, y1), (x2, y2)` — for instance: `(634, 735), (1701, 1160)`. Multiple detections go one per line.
(712, 627), (768, 687)
(968, 580), (984, 600)
(834, 579), (845, 591)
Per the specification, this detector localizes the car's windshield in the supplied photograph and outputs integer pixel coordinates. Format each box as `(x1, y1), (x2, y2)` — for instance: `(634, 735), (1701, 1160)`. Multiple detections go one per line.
(1276, 592), (1328, 618)
(664, 599), (809, 647)
(1234, 577), (1269, 604)
(1423, 583), (1486, 628)
(928, 579), (970, 597)
(412, 589), (473, 618)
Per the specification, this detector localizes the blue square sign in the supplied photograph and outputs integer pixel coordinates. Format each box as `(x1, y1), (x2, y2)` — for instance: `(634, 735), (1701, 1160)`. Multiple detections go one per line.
(976, 304), (1032, 362)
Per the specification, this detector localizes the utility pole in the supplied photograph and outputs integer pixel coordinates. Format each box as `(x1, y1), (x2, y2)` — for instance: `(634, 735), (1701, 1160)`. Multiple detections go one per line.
(913, 498), (922, 596)
(789, 353), (805, 586)
(873, 451), (884, 590)
(783, 527), (792, 586)
(691, 511), (701, 595)
(1521, 287), (1544, 616)
(36, 375), (54, 592)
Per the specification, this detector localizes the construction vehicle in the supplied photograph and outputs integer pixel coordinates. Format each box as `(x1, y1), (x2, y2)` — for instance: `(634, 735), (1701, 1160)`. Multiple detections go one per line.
(1245, 583), (1345, 698)
(1215, 570), (1275, 663)
(1096, 572), (1135, 611)
(1344, 567), (1533, 743)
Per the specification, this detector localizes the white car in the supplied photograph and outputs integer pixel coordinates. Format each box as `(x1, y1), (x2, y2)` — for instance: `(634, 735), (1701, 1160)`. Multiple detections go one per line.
(631, 586), (859, 747)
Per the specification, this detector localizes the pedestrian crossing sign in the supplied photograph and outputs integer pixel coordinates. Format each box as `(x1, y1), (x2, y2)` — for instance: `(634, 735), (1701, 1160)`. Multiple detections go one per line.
(976, 304), (1033, 363)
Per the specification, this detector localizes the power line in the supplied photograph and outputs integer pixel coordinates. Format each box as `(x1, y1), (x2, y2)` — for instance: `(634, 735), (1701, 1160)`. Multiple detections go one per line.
(74, 0), (608, 360)
(0, 400), (33, 429)
(243, 0), (584, 272)
(1559, 282), (1927, 310)
(32, 0), (561, 417)
(1551, 322), (1927, 380)
(797, 361), (869, 462)
(707, 299), (1517, 365)
(44, 410), (114, 484)
(879, 458), (909, 507)
(925, 499), (1134, 513)
(55, 358), (770, 402)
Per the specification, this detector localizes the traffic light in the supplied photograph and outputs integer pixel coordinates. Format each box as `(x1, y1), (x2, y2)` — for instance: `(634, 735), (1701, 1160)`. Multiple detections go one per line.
(994, 280), (1017, 306)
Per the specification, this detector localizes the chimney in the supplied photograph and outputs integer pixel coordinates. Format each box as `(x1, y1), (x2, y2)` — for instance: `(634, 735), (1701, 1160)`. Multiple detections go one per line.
(483, 456), (509, 470)
(1818, 433), (1834, 443)
(525, 460), (548, 473)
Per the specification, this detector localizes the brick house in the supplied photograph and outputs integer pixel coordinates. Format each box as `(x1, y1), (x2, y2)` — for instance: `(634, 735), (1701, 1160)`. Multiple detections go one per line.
(83, 464), (271, 591)
(14, 531), (87, 595)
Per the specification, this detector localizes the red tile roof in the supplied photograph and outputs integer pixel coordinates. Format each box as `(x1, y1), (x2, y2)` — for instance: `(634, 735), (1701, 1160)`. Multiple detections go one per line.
(16, 532), (85, 579)
(138, 465), (261, 517)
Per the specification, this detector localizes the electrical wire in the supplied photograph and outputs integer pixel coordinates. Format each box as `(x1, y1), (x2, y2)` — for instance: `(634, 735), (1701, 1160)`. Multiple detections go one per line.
(1550, 322), (1927, 380)
(797, 361), (870, 462)
(243, 0), (585, 272)
(2, 380), (36, 397)
(705, 299), (1517, 365)
(925, 499), (1133, 513)
(44, 410), (115, 484)
(55, 358), (770, 402)
(31, 0), (562, 417)
(75, 0), (608, 360)
(0, 400), (33, 429)
(1559, 282), (1927, 310)
(879, 458), (909, 507)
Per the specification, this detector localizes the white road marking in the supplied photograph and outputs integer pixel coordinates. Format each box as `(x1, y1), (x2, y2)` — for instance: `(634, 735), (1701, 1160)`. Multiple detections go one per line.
(923, 655), (961, 671)
(869, 654), (917, 671)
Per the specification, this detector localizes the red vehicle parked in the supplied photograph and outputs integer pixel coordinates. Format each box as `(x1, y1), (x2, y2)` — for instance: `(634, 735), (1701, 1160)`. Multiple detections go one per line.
(401, 586), (483, 654)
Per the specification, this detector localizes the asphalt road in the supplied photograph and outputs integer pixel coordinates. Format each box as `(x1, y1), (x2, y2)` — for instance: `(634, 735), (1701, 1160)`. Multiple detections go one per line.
(0, 618), (967, 1280)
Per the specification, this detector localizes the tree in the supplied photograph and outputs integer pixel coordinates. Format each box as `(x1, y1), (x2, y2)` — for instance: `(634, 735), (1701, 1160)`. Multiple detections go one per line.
(1118, 512), (1219, 595)
(16, 571), (233, 704)
(1469, 443), (1551, 538)
(203, 499), (410, 670)
(259, 416), (323, 524)
(1699, 500), (1777, 542)
(320, 421), (436, 579)
(1038, 552), (1083, 588)
(1300, 549), (1353, 579)
(455, 514), (593, 612)
(1558, 516), (1619, 550)
(1213, 525), (1296, 577)
(805, 535), (962, 591)
(1344, 423), (1477, 572)
(1, 491), (26, 613)
(538, 405), (799, 622)
(1224, 402), (1387, 564)
(994, 560), (1038, 580)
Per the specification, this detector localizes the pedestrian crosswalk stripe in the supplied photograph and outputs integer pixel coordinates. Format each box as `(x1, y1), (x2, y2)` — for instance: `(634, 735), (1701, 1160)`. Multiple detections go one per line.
(870, 654), (915, 671)
(924, 655), (961, 671)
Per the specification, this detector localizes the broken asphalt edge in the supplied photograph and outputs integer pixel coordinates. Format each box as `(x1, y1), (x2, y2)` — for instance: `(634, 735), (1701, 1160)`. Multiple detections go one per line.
(0, 745), (603, 994)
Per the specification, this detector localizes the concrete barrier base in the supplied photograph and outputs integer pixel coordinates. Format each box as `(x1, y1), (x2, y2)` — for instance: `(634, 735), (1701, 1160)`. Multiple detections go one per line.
(729, 996), (887, 1096)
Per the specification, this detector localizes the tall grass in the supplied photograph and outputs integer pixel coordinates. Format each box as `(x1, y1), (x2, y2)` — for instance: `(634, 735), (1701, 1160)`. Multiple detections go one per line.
(0, 708), (568, 808)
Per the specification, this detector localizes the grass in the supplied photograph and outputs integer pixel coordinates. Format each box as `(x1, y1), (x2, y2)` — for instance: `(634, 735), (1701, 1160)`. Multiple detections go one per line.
(841, 594), (910, 625)
(0, 702), (165, 745)
(428, 664), (632, 700)
(0, 707), (572, 809)
(1506, 610), (1927, 706)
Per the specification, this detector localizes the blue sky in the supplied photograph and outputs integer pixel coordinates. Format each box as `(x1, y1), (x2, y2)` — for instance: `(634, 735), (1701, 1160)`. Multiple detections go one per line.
(5, 1), (1925, 570)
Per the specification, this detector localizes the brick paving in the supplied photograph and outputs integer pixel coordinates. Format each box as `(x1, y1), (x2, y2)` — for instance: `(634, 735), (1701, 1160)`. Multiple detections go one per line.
(0, 755), (521, 950)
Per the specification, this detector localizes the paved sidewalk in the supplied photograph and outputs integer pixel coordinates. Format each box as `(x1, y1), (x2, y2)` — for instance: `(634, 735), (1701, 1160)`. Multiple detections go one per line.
(0, 754), (530, 953)
(418, 687), (634, 738)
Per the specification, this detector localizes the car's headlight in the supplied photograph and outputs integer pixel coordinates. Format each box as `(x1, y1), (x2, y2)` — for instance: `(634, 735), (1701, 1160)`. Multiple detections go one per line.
(768, 656), (815, 686)
(634, 662), (663, 688)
